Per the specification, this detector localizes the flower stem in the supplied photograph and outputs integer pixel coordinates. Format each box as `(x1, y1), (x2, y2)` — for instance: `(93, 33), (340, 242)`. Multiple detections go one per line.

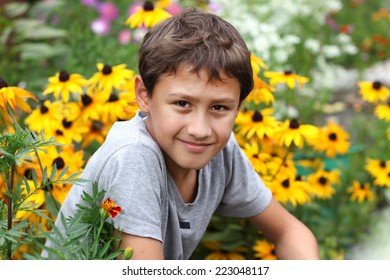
(6, 164), (15, 260)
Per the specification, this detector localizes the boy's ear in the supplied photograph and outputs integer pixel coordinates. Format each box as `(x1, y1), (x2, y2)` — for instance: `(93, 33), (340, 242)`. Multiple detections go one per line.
(135, 75), (150, 112)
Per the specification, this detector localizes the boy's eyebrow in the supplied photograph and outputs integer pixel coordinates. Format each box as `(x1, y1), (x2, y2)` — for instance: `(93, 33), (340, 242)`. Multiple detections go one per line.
(168, 93), (237, 104)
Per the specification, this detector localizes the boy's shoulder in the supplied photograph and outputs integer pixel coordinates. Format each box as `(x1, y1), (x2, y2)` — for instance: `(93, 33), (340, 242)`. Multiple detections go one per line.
(97, 111), (162, 158)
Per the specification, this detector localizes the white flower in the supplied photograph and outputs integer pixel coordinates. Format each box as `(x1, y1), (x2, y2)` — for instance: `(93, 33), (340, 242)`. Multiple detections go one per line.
(305, 39), (321, 53)
(322, 45), (341, 58)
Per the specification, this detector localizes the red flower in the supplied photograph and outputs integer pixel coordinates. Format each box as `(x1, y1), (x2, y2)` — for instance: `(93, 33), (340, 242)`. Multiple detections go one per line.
(100, 198), (122, 218)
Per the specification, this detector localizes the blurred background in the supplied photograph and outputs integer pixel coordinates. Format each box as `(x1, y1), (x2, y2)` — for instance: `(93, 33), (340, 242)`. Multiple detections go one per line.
(1, 0), (390, 260)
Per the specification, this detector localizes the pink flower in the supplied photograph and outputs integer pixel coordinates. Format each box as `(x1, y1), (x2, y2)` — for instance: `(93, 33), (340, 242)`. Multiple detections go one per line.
(118, 30), (132, 45)
(98, 2), (119, 21)
(91, 18), (111, 35)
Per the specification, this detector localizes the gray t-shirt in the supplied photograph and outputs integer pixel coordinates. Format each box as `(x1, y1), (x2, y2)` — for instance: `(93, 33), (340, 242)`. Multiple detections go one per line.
(47, 111), (272, 260)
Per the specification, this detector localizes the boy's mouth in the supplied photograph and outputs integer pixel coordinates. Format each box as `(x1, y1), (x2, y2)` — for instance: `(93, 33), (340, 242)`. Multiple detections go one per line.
(180, 140), (212, 153)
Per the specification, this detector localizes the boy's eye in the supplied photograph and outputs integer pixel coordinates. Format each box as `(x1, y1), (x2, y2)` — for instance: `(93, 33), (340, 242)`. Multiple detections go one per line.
(211, 105), (226, 111)
(176, 101), (189, 107)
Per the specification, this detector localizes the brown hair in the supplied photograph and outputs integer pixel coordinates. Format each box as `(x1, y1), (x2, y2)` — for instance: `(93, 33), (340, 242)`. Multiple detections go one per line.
(138, 7), (253, 102)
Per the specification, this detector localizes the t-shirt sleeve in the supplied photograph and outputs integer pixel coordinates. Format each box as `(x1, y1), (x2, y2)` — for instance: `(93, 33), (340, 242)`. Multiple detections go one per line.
(99, 144), (165, 242)
(215, 134), (272, 217)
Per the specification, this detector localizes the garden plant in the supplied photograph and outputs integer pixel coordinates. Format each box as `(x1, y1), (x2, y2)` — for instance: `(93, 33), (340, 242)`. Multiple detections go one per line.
(1, 0), (390, 260)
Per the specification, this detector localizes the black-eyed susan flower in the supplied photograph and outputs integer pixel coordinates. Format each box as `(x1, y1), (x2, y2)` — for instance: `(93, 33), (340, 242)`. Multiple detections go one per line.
(24, 100), (64, 132)
(100, 198), (122, 218)
(43, 70), (88, 102)
(246, 76), (275, 106)
(266, 173), (311, 207)
(46, 117), (90, 145)
(307, 169), (340, 199)
(0, 78), (37, 122)
(235, 108), (280, 140)
(365, 158), (389, 179)
(37, 145), (84, 203)
(251, 53), (268, 75)
(347, 181), (375, 203)
(374, 99), (390, 122)
(125, 1), (172, 29)
(366, 159), (390, 188)
(203, 241), (246, 260)
(242, 140), (267, 174)
(358, 80), (390, 104)
(264, 70), (309, 89)
(273, 118), (319, 148)
(81, 119), (110, 148)
(308, 119), (350, 158)
(89, 63), (134, 97)
(100, 91), (136, 124)
(253, 239), (277, 260)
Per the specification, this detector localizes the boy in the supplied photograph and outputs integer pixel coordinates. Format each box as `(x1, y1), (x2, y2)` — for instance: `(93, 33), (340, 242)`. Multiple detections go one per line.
(48, 7), (319, 260)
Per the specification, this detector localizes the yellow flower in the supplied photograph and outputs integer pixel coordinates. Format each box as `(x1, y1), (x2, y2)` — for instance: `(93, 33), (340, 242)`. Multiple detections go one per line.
(246, 76), (275, 106)
(125, 1), (172, 29)
(81, 119), (110, 148)
(24, 100), (64, 132)
(307, 169), (340, 199)
(347, 181), (375, 203)
(43, 70), (88, 102)
(0, 78), (37, 123)
(89, 63), (134, 97)
(235, 108), (280, 140)
(37, 145), (84, 203)
(358, 80), (390, 104)
(203, 241), (246, 260)
(264, 70), (309, 89)
(308, 119), (350, 158)
(273, 118), (319, 148)
(253, 239), (277, 260)
(267, 173), (311, 207)
(46, 117), (90, 145)
(366, 159), (390, 188)
(374, 100), (390, 122)
(251, 53), (268, 75)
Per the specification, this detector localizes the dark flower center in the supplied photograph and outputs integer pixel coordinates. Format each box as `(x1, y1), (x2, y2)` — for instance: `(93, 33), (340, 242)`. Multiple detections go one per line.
(252, 154), (259, 159)
(380, 161), (386, 168)
(284, 70), (293, 75)
(55, 129), (64, 136)
(59, 70), (70, 82)
(319, 176), (327, 185)
(62, 119), (72, 128)
(281, 179), (290, 188)
(92, 120), (104, 132)
(328, 132), (337, 141)
(40, 104), (49, 114)
(24, 168), (32, 179)
(108, 93), (119, 102)
(0, 78), (9, 89)
(289, 119), (300, 129)
(372, 81), (382, 90)
(252, 111), (263, 122)
(102, 64), (112, 75)
(81, 94), (93, 106)
(360, 183), (366, 190)
(52, 157), (65, 170)
(143, 1), (154, 11)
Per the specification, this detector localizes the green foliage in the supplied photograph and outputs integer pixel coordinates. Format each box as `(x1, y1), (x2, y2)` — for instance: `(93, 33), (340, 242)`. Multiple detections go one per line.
(27, 182), (124, 260)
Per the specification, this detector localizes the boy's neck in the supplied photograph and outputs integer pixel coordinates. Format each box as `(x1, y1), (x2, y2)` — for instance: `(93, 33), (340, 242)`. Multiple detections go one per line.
(171, 169), (199, 204)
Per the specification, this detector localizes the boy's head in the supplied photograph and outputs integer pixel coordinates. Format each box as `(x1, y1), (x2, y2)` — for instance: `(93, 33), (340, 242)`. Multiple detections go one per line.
(138, 7), (253, 103)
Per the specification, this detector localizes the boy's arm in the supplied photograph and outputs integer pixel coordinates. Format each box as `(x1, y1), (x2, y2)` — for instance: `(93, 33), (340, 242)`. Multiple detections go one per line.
(119, 232), (164, 260)
(250, 197), (320, 260)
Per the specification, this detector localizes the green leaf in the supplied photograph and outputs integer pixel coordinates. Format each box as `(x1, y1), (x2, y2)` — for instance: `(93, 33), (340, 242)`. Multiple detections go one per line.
(4, 3), (29, 18)
(43, 192), (60, 218)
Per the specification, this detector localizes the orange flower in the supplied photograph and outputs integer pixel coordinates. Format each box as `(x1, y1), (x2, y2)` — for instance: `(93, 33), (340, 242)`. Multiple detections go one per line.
(100, 198), (122, 218)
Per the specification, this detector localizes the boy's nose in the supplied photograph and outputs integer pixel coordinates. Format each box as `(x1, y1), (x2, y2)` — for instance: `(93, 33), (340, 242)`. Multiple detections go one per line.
(186, 113), (212, 139)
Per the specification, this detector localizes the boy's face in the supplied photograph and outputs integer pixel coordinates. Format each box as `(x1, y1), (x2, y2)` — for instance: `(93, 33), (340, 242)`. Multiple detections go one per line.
(136, 64), (241, 175)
